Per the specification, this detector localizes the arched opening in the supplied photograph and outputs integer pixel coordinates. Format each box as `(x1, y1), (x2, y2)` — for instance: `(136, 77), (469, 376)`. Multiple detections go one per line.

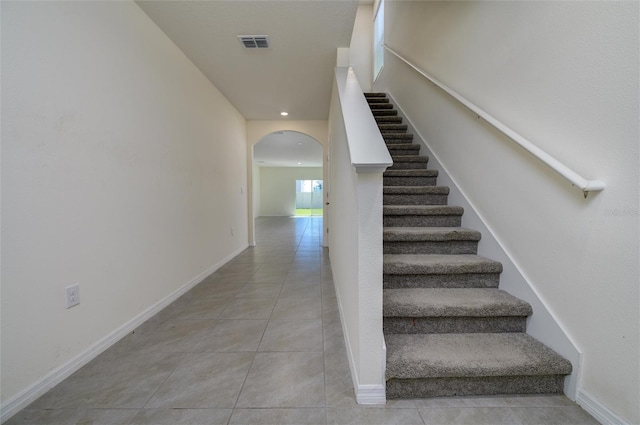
(249, 130), (327, 247)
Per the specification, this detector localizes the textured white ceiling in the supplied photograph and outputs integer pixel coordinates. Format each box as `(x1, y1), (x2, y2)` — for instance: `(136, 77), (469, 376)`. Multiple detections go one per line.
(136, 0), (359, 120)
(254, 131), (323, 167)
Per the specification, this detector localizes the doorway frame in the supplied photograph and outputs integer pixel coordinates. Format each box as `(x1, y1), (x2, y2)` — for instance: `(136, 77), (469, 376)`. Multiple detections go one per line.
(246, 121), (330, 247)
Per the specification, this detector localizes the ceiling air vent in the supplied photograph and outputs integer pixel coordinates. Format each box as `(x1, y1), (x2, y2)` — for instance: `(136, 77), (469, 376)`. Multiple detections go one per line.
(238, 35), (270, 49)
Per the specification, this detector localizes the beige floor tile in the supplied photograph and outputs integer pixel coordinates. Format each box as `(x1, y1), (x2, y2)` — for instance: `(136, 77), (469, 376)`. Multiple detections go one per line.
(236, 352), (325, 408)
(229, 408), (327, 425)
(129, 408), (232, 425)
(258, 319), (324, 352)
(145, 352), (254, 408)
(327, 407), (425, 425)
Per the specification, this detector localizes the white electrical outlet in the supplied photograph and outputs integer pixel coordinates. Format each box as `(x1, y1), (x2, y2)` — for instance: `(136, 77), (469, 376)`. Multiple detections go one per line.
(65, 284), (80, 309)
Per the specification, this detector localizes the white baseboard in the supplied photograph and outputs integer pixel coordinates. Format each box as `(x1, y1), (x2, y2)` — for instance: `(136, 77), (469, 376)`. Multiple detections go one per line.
(333, 284), (387, 406)
(356, 384), (386, 404)
(0, 244), (247, 424)
(577, 389), (630, 425)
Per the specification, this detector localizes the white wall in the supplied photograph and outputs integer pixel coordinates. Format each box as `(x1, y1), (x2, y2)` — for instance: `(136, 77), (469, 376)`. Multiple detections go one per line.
(349, 4), (374, 92)
(252, 162), (261, 226)
(258, 167), (322, 216)
(1, 0), (248, 416)
(379, 1), (639, 423)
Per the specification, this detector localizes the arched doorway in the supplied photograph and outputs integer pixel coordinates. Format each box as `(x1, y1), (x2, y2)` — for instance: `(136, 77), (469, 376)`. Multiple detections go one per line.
(247, 121), (331, 246)
(251, 131), (325, 245)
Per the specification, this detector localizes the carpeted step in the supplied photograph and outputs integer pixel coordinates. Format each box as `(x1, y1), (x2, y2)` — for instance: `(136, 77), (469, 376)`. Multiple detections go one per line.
(383, 133), (414, 143)
(378, 124), (408, 132)
(388, 156), (429, 170)
(384, 186), (448, 205)
(369, 103), (394, 110)
(375, 116), (403, 124)
(383, 169), (438, 187)
(383, 227), (480, 254)
(365, 92), (387, 98)
(383, 254), (502, 288)
(366, 97), (389, 104)
(383, 205), (463, 227)
(372, 109), (398, 117)
(385, 333), (572, 398)
(383, 288), (532, 334)
(387, 144), (421, 156)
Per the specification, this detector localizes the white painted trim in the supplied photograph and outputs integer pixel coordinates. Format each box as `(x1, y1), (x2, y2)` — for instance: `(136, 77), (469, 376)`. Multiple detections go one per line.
(334, 67), (393, 171)
(577, 389), (629, 425)
(334, 282), (387, 405)
(356, 384), (387, 405)
(0, 244), (248, 424)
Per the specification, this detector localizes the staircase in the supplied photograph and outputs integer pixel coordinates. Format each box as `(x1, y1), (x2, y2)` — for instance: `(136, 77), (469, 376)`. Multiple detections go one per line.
(365, 93), (572, 399)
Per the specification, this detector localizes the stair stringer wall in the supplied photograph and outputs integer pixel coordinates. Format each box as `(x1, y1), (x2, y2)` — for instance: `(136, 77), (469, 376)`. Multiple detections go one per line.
(383, 91), (581, 400)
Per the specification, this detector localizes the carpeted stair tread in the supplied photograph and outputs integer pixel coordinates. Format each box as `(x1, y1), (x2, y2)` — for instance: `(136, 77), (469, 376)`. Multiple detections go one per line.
(383, 288), (533, 317)
(387, 147), (422, 157)
(385, 333), (572, 379)
(387, 143), (419, 149)
(367, 99), (390, 105)
(382, 132), (413, 138)
(365, 92), (387, 97)
(384, 254), (503, 275)
(375, 116), (403, 124)
(383, 205), (463, 216)
(384, 227), (480, 242)
(390, 155), (428, 163)
(370, 103), (394, 109)
(378, 124), (408, 131)
(384, 186), (449, 195)
(384, 170), (438, 177)
(372, 109), (398, 116)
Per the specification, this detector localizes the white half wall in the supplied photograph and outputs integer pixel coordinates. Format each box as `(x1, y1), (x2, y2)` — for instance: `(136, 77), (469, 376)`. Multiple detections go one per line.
(258, 167), (323, 217)
(378, 1), (639, 423)
(1, 1), (248, 418)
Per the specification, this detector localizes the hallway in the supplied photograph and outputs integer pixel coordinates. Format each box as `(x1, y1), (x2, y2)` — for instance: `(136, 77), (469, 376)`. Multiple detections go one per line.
(8, 217), (598, 424)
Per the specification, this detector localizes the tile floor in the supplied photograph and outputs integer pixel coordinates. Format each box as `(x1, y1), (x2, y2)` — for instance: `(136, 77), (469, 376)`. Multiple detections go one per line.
(7, 217), (600, 425)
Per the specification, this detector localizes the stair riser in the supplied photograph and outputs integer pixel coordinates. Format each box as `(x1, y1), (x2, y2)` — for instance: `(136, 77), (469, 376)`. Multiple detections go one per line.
(375, 117), (403, 124)
(372, 110), (398, 116)
(383, 216), (462, 227)
(384, 177), (438, 186)
(383, 317), (527, 334)
(387, 163), (430, 170)
(386, 375), (566, 399)
(384, 241), (478, 255)
(385, 140), (417, 146)
(384, 273), (500, 289)
(384, 194), (448, 205)
(369, 104), (394, 109)
(367, 99), (390, 104)
(378, 125), (407, 131)
(388, 149), (421, 156)
(383, 136), (414, 142)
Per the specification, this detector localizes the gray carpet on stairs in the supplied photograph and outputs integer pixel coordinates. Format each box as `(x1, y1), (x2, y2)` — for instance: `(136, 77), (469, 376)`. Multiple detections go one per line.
(365, 92), (572, 400)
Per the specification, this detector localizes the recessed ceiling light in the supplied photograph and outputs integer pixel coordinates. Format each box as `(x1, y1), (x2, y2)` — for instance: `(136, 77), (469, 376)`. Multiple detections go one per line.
(280, 112), (288, 116)
(297, 142), (303, 146)
(297, 162), (302, 165)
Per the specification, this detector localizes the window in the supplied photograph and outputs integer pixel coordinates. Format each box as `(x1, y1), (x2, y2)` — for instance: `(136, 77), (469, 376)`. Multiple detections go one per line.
(373, 0), (385, 81)
(295, 180), (323, 216)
